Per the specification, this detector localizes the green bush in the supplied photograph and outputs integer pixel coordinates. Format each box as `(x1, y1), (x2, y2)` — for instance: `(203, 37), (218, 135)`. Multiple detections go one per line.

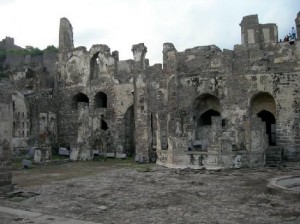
(7, 46), (43, 56)
(43, 45), (58, 53)
(0, 49), (6, 59)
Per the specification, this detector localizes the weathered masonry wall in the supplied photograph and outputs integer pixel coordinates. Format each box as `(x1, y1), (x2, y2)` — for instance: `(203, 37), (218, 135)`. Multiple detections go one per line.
(55, 18), (140, 160)
(41, 12), (300, 167)
(1, 12), (300, 171)
(0, 81), (13, 194)
(155, 13), (300, 169)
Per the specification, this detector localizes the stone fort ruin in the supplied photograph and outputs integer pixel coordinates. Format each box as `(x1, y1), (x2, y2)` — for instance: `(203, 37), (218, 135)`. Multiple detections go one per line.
(1, 12), (300, 192)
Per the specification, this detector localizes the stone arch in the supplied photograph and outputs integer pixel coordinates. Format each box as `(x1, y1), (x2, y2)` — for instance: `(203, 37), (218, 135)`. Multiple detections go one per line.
(192, 94), (222, 147)
(71, 92), (89, 110)
(250, 92), (276, 117)
(94, 91), (107, 109)
(250, 92), (276, 145)
(192, 93), (221, 121)
(124, 105), (135, 156)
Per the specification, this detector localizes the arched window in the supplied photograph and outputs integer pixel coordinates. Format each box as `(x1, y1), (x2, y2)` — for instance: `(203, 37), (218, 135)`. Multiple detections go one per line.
(94, 92), (107, 108)
(90, 52), (100, 80)
(72, 93), (89, 109)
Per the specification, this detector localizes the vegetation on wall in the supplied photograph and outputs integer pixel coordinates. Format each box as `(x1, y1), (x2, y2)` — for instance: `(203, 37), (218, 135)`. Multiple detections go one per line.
(0, 45), (59, 58)
(0, 45), (58, 79)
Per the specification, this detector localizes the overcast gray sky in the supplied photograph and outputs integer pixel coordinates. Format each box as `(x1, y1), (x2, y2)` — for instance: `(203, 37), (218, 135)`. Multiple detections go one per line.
(0, 0), (299, 64)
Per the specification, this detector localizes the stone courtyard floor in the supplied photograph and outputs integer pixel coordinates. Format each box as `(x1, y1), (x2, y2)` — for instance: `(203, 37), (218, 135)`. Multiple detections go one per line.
(0, 159), (300, 224)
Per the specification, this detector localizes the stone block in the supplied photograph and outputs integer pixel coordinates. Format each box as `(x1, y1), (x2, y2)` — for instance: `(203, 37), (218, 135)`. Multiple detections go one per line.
(106, 152), (115, 158)
(34, 149), (42, 164)
(115, 152), (126, 159)
(70, 148), (78, 161)
(28, 147), (35, 158)
(22, 159), (32, 168)
(59, 147), (70, 156)
(135, 154), (144, 163)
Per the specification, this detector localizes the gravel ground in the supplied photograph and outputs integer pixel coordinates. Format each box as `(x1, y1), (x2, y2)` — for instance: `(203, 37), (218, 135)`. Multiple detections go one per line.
(0, 160), (300, 224)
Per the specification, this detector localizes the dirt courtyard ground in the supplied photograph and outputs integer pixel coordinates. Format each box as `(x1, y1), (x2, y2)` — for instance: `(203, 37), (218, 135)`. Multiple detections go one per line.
(1, 159), (300, 224)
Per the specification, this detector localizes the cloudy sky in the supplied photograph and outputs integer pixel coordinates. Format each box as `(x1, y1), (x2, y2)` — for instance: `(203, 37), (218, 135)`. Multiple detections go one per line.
(0, 0), (299, 64)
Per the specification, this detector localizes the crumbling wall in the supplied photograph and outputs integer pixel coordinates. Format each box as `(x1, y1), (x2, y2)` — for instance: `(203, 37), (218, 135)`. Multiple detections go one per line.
(26, 90), (56, 149)
(3, 12), (299, 169)
(0, 81), (13, 194)
(11, 91), (29, 154)
(156, 10), (300, 169)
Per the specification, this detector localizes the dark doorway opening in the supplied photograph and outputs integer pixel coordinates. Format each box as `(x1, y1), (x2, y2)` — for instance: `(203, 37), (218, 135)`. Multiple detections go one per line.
(94, 92), (107, 108)
(257, 110), (276, 145)
(101, 119), (108, 130)
(125, 105), (135, 156)
(72, 93), (89, 109)
(198, 109), (220, 126)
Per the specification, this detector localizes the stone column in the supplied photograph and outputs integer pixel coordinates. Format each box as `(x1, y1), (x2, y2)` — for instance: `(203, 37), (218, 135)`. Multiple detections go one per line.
(132, 43), (150, 162)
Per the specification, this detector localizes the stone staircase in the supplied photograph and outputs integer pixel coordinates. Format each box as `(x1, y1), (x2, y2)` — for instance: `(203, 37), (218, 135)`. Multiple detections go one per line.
(265, 146), (284, 167)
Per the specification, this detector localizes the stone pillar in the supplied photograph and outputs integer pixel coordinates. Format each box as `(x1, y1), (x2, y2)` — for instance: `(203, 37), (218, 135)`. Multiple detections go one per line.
(132, 43), (150, 162)
(0, 89), (13, 194)
(71, 102), (93, 161)
(163, 43), (178, 146)
(56, 17), (74, 90)
(295, 11), (300, 40)
(59, 17), (74, 52)
(240, 15), (260, 45)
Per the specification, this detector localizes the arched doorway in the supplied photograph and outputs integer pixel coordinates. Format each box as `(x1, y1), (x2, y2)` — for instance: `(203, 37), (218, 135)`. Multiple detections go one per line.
(94, 91), (107, 109)
(124, 105), (135, 156)
(250, 92), (276, 146)
(198, 109), (221, 126)
(257, 110), (276, 145)
(192, 94), (221, 150)
(71, 92), (89, 110)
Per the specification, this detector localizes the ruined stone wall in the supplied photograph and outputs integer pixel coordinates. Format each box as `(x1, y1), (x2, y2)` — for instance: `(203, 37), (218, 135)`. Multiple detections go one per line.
(155, 12), (300, 169)
(55, 28), (137, 159)
(0, 81), (13, 194)
(1, 12), (300, 169)
(11, 91), (29, 153)
(26, 90), (56, 148)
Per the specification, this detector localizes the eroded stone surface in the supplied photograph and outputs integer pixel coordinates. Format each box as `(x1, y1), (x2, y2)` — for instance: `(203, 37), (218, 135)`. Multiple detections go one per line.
(1, 162), (300, 224)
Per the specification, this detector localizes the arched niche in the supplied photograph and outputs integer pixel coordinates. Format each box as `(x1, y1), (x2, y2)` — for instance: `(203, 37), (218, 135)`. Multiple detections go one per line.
(250, 92), (276, 145)
(90, 52), (100, 80)
(193, 94), (221, 121)
(124, 105), (135, 156)
(72, 92), (89, 110)
(192, 94), (221, 144)
(94, 91), (107, 109)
